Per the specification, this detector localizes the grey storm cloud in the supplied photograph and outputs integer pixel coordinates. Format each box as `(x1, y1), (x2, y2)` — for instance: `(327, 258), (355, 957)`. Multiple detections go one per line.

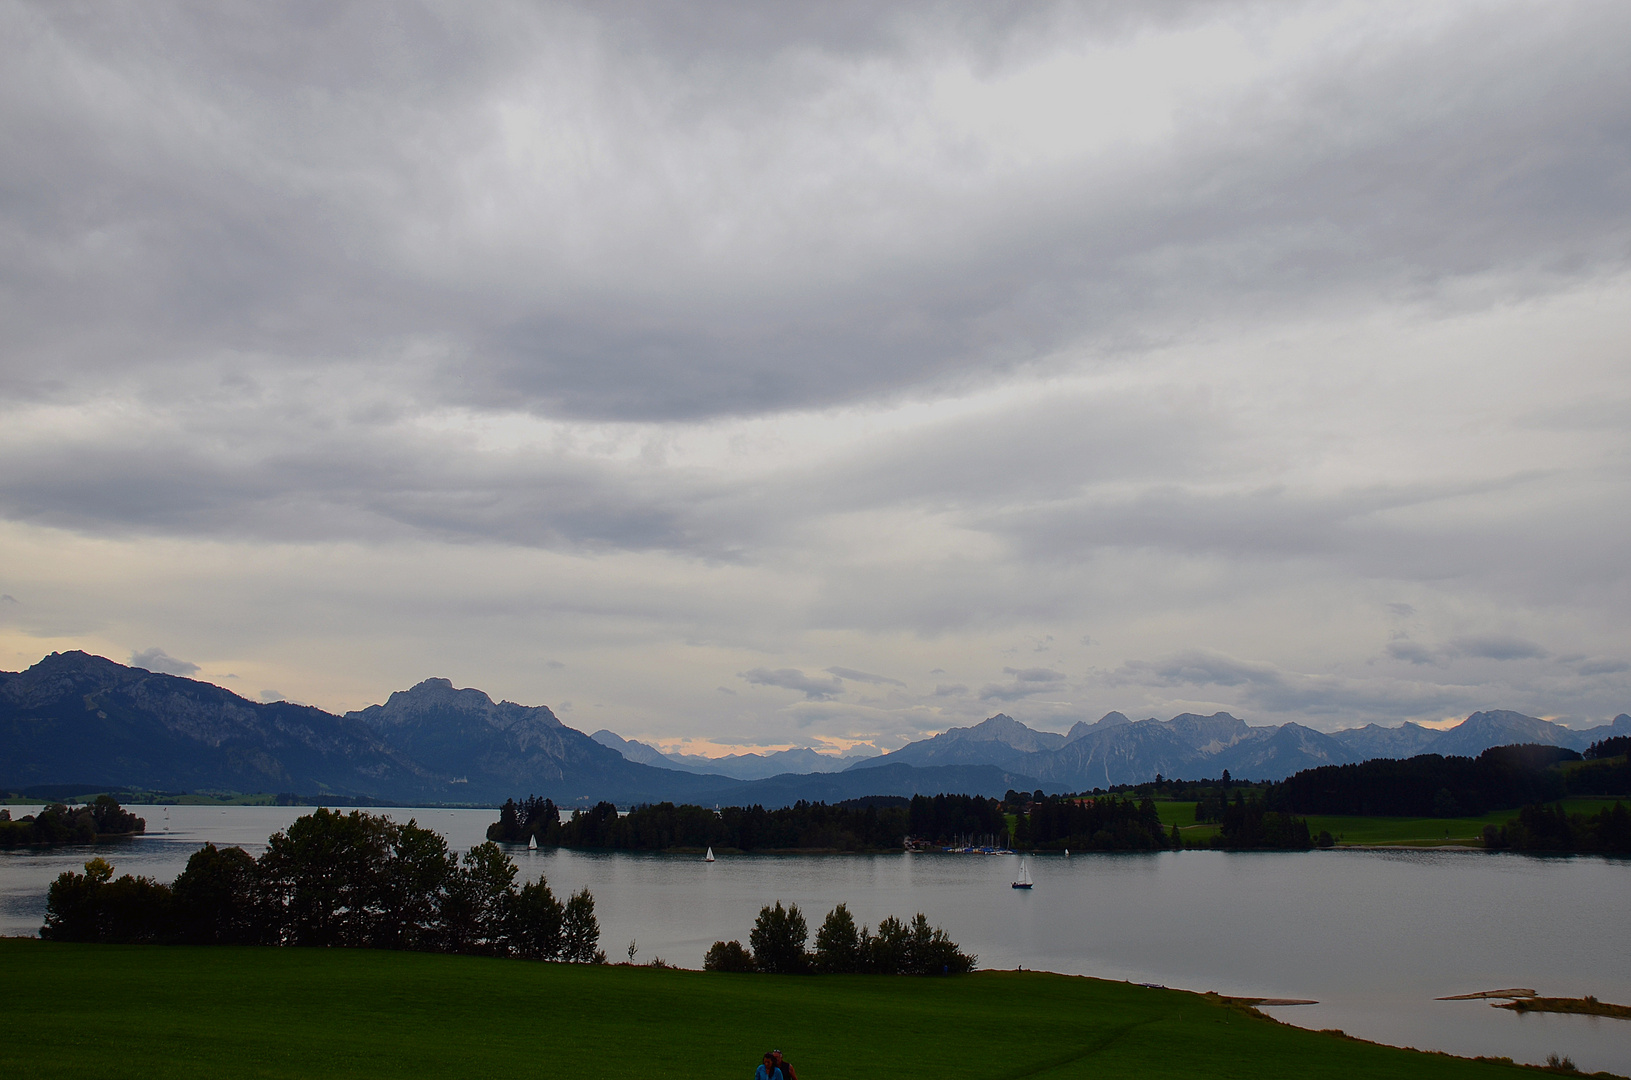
(1385, 641), (1443, 666)
(130, 647), (200, 677)
(3, 2), (1630, 744)
(1004, 667), (1065, 683)
(1578, 659), (1631, 677)
(979, 667), (1066, 702)
(3, 2), (1629, 424)
(1107, 649), (1479, 719)
(1451, 635), (1550, 662)
(739, 667), (845, 701)
(825, 666), (906, 687)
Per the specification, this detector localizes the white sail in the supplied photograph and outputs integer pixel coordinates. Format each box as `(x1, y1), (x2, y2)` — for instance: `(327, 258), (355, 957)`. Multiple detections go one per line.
(705, 846), (715, 862)
(528, 834), (537, 850)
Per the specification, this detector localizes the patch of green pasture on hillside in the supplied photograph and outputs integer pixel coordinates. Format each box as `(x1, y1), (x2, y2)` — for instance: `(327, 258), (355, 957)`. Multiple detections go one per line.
(1138, 799), (1631, 848)
(1555, 796), (1628, 814)
(1305, 812), (1509, 847)
(1152, 800), (1199, 827)
(1307, 801), (1620, 847)
(0, 939), (1543, 1080)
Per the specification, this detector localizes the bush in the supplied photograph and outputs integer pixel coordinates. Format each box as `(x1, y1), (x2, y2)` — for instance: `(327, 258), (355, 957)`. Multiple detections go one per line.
(42, 857), (174, 943)
(703, 940), (755, 972)
(712, 903), (975, 976)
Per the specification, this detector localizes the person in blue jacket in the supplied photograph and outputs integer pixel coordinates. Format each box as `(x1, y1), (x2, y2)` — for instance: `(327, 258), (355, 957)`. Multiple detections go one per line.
(756, 1052), (783, 1080)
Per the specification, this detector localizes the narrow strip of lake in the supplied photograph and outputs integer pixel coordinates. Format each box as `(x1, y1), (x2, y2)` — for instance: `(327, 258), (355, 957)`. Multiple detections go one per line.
(3, 805), (1626, 1074)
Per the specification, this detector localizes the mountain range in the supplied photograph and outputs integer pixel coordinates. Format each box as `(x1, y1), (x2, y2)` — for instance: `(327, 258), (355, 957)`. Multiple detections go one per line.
(836, 709), (1631, 789)
(3, 651), (1625, 807)
(0, 652), (1033, 806)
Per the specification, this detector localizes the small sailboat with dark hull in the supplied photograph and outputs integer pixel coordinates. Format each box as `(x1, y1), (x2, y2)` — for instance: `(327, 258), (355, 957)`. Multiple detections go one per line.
(1012, 859), (1033, 889)
(704, 846), (715, 863)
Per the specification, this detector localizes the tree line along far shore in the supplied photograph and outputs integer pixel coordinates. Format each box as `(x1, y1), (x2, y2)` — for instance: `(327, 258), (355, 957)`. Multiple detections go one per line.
(486, 740), (1631, 855)
(487, 790), (1316, 853)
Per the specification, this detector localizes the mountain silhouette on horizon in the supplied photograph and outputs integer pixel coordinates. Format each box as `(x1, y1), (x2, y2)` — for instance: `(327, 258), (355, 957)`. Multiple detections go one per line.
(3, 651), (1626, 806)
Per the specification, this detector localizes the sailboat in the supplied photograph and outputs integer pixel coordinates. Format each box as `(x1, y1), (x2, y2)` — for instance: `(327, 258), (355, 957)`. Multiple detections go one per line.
(1012, 859), (1033, 890)
(705, 847), (715, 862)
(528, 834), (537, 850)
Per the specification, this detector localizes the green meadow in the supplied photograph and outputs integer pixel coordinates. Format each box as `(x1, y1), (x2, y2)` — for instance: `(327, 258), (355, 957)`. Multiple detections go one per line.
(1152, 798), (1628, 848)
(0, 939), (1562, 1080)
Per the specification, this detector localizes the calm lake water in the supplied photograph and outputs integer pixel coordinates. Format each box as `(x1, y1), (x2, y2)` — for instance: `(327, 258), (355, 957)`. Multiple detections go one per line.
(3, 805), (1628, 1074)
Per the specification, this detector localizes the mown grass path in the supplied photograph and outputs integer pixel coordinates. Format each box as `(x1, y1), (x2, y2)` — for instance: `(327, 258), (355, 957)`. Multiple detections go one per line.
(0, 939), (1542, 1080)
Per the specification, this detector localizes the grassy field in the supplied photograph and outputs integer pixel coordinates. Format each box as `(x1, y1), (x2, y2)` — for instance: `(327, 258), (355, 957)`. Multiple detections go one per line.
(1151, 798), (1628, 848)
(0, 939), (1565, 1080)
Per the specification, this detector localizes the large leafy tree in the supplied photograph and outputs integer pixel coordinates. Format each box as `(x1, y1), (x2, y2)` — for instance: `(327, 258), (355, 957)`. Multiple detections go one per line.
(560, 888), (604, 963)
(749, 901), (808, 974)
(442, 842), (518, 955)
(172, 843), (260, 945)
(259, 808), (396, 947)
(511, 876), (565, 960)
(813, 903), (863, 974)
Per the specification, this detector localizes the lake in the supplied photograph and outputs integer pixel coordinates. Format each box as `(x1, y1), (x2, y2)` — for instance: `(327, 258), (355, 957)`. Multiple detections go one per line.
(3, 804), (1628, 1074)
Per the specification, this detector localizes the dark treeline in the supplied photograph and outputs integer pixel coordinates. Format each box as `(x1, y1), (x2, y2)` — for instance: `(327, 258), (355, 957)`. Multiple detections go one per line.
(1019, 795), (1169, 851)
(0, 796), (145, 847)
(704, 901), (975, 976)
(492, 790), (1312, 852)
(489, 794), (1005, 852)
(1585, 736), (1631, 761)
(487, 794), (563, 844)
(42, 808), (603, 962)
(1013, 789), (1311, 851)
(1484, 802), (1631, 854)
(1265, 744), (1628, 817)
(1212, 794), (1314, 850)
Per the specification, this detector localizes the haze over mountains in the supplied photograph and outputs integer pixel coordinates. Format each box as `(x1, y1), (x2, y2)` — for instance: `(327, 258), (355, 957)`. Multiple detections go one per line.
(3, 652), (1625, 808)
(589, 729), (873, 780)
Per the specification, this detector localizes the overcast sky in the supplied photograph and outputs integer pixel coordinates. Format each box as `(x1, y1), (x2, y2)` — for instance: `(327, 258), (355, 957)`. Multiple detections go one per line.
(3, 0), (1628, 754)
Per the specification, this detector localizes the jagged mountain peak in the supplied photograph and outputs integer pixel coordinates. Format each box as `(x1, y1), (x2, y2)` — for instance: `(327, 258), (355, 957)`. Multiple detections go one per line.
(936, 713), (1068, 752)
(1064, 711), (1131, 742)
(1462, 709), (1546, 726)
(589, 729), (671, 767)
(353, 678), (562, 731)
